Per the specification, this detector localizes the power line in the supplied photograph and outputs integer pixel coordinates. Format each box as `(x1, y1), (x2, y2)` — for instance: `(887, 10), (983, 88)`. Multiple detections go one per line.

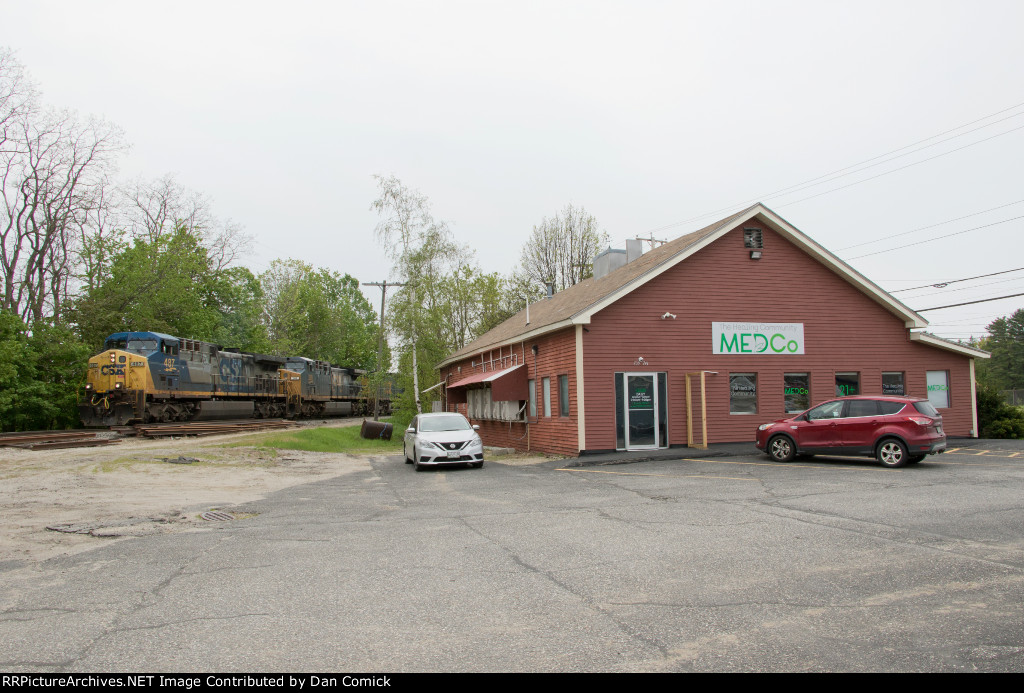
(774, 123), (1024, 210)
(889, 266), (1024, 293)
(916, 292), (1024, 312)
(772, 112), (1024, 207)
(906, 276), (1024, 300)
(647, 100), (1024, 234)
(838, 199), (1024, 251)
(846, 215), (1024, 260)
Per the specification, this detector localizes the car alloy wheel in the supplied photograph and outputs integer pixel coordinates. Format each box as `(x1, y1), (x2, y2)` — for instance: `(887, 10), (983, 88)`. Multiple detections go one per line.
(877, 439), (908, 468)
(769, 436), (795, 462)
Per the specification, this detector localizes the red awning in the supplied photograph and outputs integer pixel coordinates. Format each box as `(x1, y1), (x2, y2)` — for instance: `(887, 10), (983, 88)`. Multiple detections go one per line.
(447, 364), (528, 401)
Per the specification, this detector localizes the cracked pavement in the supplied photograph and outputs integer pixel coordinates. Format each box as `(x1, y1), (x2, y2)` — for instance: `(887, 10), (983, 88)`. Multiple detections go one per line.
(2, 443), (1024, 672)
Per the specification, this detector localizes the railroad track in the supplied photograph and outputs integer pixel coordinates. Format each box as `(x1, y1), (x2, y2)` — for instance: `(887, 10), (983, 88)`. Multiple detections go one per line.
(128, 419), (301, 438)
(0, 419), (302, 449)
(0, 430), (117, 450)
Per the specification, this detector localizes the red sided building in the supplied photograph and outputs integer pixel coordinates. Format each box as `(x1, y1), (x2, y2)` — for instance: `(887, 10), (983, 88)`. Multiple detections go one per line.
(437, 204), (989, 456)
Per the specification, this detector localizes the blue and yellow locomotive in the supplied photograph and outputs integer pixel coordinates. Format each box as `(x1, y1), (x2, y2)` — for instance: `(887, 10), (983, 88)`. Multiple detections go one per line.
(79, 331), (390, 426)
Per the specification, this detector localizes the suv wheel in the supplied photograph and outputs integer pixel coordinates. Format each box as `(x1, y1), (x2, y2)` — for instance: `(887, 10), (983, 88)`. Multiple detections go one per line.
(877, 439), (909, 468)
(768, 436), (796, 462)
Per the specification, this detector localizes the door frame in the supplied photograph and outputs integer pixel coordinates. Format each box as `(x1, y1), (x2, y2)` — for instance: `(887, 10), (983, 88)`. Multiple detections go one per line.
(623, 371), (659, 450)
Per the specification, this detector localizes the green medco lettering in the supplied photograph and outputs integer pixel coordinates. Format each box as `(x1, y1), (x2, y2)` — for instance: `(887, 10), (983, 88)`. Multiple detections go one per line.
(721, 333), (740, 353)
(770, 333), (787, 352)
(740, 333), (752, 353)
(787, 340), (798, 353)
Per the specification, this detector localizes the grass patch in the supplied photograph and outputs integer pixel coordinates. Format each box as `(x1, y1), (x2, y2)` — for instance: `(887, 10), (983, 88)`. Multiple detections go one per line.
(225, 424), (403, 454)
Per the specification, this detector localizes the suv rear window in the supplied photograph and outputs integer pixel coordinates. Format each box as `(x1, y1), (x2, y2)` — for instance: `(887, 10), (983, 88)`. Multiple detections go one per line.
(913, 401), (940, 417)
(878, 401), (907, 415)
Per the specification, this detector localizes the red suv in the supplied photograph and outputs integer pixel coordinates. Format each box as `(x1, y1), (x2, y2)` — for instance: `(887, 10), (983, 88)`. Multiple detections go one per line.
(755, 396), (946, 468)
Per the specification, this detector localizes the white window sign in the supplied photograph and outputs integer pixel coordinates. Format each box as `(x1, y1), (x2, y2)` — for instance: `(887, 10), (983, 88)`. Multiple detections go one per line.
(712, 322), (805, 355)
(926, 370), (950, 408)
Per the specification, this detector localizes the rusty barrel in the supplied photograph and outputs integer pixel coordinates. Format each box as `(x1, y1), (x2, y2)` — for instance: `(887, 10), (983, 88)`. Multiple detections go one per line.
(360, 419), (393, 440)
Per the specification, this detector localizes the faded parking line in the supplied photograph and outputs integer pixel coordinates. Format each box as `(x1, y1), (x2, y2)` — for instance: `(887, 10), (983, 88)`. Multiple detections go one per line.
(557, 467), (756, 481)
(945, 448), (1024, 459)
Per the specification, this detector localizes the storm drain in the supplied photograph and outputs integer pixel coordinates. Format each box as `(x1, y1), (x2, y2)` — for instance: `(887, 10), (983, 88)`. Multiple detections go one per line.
(200, 511), (235, 522)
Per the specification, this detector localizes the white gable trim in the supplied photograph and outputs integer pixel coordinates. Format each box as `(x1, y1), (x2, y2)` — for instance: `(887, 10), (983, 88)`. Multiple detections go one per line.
(909, 331), (991, 359)
(570, 204), (929, 329)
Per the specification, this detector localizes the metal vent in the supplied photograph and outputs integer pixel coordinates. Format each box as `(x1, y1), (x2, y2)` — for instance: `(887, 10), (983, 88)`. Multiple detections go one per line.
(743, 228), (763, 249)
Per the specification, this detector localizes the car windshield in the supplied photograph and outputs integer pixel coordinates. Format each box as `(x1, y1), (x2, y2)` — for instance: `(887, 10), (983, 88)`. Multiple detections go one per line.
(419, 415), (472, 432)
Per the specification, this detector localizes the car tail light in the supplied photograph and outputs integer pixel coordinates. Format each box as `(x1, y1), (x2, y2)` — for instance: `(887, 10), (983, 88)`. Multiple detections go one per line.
(906, 416), (933, 426)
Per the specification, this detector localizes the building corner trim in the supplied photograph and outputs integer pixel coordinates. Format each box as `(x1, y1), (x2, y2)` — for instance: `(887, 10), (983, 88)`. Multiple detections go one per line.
(970, 358), (979, 438)
(576, 324), (586, 452)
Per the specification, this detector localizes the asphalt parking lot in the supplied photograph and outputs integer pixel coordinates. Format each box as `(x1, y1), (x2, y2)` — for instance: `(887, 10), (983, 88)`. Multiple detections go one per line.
(2, 439), (1023, 672)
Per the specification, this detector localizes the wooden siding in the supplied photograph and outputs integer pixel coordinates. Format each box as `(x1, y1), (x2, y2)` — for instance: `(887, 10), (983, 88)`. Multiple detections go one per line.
(583, 223), (977, 449)
(440, 328), (579, 455)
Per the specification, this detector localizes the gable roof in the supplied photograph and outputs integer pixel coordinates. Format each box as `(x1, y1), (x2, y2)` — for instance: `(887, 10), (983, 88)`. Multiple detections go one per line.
(439, 203), (936, 368)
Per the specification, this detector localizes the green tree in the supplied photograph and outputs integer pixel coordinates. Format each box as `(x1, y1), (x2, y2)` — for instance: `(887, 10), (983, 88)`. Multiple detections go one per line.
(210, 266), (271, 353)
(259, 259), (381, 368)
(70, 226), (223, 349)
(976, 381), (1024, 439)
(0, 310), (89, 431)
(980, 309), (1024, 391)
(372, 175), (456, 415)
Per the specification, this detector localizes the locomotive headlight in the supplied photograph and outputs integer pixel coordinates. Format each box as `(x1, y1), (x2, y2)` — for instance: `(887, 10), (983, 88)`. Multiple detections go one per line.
(85, 383), (92, 390)
(109, 352), (116, 363)
(114, 382), (123, 389)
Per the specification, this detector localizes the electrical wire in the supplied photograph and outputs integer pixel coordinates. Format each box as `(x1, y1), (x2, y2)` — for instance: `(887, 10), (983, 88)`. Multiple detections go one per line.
(774, 123), (1024, 210)
(889, 266), (1024, 293)
(838, 200), (1024, 251)
(916, 292), (1024, 312)
(903, 276), (1024, 300)
(846, 215), (1024, 260)
(647, 100), (1024, 234)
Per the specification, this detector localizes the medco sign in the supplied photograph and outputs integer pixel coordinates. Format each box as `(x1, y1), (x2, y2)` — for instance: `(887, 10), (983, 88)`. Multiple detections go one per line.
(712, 322), (805, 355)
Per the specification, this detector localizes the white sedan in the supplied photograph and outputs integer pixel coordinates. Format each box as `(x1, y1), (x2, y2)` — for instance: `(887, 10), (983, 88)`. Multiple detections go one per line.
(403, 412), (485, 471)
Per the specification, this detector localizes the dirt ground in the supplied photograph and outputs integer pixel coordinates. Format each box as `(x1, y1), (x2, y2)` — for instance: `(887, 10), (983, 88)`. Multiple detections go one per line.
(0, 420), (548, 566)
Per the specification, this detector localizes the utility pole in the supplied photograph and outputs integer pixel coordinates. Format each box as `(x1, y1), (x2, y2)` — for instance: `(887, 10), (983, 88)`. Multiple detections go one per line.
(364, 280), (405, 421)
(636, 233), (667, 251)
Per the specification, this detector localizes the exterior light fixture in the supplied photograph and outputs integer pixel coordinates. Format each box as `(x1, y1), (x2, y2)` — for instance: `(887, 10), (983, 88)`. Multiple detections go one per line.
(750, 250), (762, 260)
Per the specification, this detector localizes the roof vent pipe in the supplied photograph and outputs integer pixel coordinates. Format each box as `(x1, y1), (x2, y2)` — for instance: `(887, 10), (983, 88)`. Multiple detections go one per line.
(545, 282), (554, 299)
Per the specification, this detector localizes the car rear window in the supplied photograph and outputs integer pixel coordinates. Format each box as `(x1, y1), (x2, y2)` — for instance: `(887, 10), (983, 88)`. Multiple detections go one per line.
(878, 401), (907, 415)
(913, 401), (940, 417)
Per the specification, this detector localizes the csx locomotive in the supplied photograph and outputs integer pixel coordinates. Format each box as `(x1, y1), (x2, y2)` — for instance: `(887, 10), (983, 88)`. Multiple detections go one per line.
(79, 331), (392, 427)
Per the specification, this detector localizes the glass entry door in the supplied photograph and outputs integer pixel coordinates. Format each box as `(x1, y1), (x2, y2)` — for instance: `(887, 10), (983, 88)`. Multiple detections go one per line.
(625, 373), (659, 450)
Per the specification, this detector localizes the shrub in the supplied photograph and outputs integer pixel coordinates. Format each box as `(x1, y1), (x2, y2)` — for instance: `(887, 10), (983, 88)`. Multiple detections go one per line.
(976, 382), (1024, 439)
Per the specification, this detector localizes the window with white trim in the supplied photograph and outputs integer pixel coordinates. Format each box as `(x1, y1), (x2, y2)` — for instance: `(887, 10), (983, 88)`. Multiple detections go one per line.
(927, 371), (950, 408)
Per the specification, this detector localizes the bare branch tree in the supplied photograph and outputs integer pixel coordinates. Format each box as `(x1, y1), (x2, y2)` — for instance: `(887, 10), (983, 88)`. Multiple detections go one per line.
(119, 173), (251, 272)
(0, 48), (36, 157)
(519, 204), (610, 292)
(1, 97), (124, 323)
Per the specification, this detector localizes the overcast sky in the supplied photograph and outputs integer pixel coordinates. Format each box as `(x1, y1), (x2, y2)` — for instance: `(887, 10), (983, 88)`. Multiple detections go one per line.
(4, 1), (1022, 341)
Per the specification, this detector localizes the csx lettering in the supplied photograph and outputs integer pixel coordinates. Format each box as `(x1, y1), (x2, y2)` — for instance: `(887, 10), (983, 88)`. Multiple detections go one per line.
(100, 365), (125, 376)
